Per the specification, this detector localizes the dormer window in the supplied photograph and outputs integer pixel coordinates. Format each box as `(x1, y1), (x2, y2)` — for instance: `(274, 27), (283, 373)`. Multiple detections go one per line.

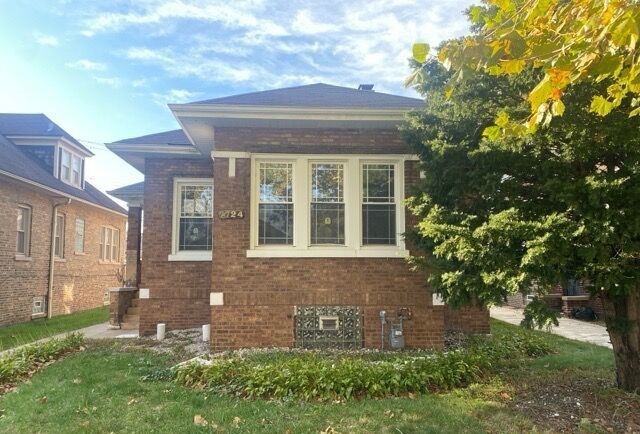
(59, 148), (83, 188)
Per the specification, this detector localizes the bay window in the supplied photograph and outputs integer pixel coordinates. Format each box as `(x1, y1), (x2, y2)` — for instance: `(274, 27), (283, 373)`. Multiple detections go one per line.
(170, 178), (213, 260)
(249, 155), (408, 258)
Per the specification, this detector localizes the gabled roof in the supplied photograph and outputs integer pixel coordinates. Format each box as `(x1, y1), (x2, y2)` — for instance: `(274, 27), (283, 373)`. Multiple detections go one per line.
(190, 83), (424, 109)
(0, 133), (126, 215)
(0, 113), (93, 155)
(111, 129), (190, 145)
(108, 181), (144, 196)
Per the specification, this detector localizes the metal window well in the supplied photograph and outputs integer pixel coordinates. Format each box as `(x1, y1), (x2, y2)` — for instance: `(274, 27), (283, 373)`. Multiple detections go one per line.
(294, 305), (362, 349)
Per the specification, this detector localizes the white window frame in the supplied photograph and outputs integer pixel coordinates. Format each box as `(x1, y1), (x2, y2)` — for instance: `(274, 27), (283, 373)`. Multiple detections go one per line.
(248, 154), (409, 258)
(169, 178), (214, 261)
(75, 218), (85, 254)
(58, 146), (83, 188)
(16, 205), (32, 257)
(99, 226), (120, 263)
(54, 213), (65, 259)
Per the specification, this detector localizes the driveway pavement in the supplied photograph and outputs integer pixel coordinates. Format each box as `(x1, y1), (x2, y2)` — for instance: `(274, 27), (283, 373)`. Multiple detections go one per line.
(491, 306), (612, 349)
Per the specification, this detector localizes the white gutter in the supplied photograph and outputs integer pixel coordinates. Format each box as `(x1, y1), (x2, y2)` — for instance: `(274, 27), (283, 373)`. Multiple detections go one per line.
(105, 144), (200, 155)
(47, 198), (71, 318)
(0, 169), (127, 217)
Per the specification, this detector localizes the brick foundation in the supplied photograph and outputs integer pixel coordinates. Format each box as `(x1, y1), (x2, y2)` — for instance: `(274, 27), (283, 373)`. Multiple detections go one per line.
(444, 306), (491, 334)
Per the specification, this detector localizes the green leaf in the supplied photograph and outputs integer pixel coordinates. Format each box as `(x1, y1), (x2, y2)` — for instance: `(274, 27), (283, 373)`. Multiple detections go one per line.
(528, 75), (553, 112)
(495, 111), (510, 127)
(412, 43), (430, 63)
(482, 126), (502, 141)
(590, 95), (615, 116)
(500, 59), (526, 74)
(588, 55), (624, 80)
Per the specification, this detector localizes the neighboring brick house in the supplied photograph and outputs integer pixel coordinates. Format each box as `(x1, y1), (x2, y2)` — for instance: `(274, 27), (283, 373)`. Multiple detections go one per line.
(0, 114), (127, 326)
(108, 84), (489, 350)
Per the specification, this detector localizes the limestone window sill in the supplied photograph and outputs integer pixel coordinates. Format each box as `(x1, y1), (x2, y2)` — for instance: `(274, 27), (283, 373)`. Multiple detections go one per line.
(98, 260), (121, 265)
(15, 255), (33, 261)
(74, 252), (86, 256)
(168, 251), (213, 261)
(31, 312), (46, 319)
(54, 257), (67, 263)
(245, 247), (410, 258)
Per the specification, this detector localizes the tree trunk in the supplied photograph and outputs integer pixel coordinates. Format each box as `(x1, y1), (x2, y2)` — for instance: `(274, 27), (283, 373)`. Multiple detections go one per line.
(602, 290), (640, 393)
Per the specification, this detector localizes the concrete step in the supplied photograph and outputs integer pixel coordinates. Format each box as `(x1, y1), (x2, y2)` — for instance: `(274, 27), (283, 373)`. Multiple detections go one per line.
(120, 322), (139, 330)
(123, 314), (139, 323)
(130, 298), (140, 307)
(126, 306), (140, 315)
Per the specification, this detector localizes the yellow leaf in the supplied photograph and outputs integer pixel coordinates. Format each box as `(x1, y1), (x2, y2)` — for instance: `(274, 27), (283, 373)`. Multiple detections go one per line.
(500, 59), (526, 74)
(528, 75), (553, 112)
(412, 43), (430, 63)
(495, 111), (510, 127)
(590, 96), (615, 116)
(551, 100), (565, 116)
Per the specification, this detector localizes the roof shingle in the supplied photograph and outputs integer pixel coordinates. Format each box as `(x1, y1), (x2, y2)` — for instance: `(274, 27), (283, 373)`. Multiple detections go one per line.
(111, 129), (190, 145)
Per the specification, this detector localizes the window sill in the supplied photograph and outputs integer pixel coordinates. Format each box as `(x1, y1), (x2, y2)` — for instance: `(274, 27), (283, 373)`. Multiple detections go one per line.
(31, 312), (47, 319)
(54, 257), (66, 263)
(246, 248), (410, 258)
(98, 260), (121, 265)
(168, 251), (213, 261)
(74, 252), (85, 256)
(15, 255), (32, 261)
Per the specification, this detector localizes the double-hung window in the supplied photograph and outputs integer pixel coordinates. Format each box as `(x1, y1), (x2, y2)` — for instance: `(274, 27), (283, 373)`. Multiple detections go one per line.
(75, 218), (85, 254)
(170, 178), (213, 260)
(59, 148), (83, 188)
(16, 205), (32, 256)
(100, 226), (120, 262)
(258, 163), (293, 245)
(362, 163), (396, 245)
(54, 213), (65, 258)
(72, 155), (82, 186)
(310, 163), (345, 245)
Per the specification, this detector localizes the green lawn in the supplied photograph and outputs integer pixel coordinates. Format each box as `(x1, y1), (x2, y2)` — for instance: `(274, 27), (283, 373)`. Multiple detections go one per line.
(0, 306), (108, 351)
(1, 320), (638, 433)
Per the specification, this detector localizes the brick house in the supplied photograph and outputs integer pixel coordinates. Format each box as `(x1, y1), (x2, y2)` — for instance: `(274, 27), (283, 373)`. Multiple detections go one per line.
(108, 84), (489, 350)
(0, 114), (127, 326)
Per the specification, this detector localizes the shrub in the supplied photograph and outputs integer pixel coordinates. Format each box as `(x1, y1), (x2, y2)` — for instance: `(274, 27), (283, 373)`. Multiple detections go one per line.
(0, 333), (84, 384)
(174, 330), (551, 401)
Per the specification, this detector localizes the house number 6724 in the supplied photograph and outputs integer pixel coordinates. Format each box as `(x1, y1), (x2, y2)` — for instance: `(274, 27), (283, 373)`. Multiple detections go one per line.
(218, 210), (244, 219)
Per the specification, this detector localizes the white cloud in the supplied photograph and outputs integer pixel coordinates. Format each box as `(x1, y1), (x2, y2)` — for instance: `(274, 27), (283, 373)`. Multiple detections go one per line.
(291, 10), (339, 35)
(151, 88), (201, 106)
(34, 32), (59, 46)
(93, 76), (122, 87)
(67, 59), (107, 71)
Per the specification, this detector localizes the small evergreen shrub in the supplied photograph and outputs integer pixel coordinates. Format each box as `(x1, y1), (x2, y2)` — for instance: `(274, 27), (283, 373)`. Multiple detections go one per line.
(174, 329), (551, 401)
(0, 333), (84, 383)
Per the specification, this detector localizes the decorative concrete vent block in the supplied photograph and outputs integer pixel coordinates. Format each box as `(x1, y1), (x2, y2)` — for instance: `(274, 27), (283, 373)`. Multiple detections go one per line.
(294, 305), (362, 349)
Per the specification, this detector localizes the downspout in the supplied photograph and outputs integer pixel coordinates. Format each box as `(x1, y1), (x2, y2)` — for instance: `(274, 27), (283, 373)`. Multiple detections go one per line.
(47, 198), (71, 318)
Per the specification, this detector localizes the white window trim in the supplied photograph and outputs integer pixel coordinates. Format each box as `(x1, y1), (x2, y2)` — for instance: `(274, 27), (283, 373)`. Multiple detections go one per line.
(248, 154), (409, 258)
(16, 205), (32, 257)
(57, 144), (84, 188)
(99, 225), (121, 263)
(169, 177), (214, 262)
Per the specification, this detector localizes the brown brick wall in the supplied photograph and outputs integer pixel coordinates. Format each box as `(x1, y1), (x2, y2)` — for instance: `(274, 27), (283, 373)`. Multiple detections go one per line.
(138, 158), (213, 335)
(444, 307), (491, 334)
(214, 127), (411, 154)
(0, 175), (126, 326)
(209, 129), (445, 350)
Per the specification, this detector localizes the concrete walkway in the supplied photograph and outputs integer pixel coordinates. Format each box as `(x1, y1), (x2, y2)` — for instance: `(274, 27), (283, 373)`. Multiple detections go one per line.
(491, 306), (612, 349)
(1, 322), (138, 356)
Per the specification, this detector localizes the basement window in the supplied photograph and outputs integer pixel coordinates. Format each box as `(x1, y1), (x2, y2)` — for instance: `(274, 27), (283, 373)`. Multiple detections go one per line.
(32, 296), (45, 316)
(319, 316), (339, 331)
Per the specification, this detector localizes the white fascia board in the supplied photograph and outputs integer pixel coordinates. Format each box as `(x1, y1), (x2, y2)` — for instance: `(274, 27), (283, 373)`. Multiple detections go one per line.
(7, 136), (94, 157)
(106, 143), (201, 155)
(0, 169), (127, 217)
(169, 104), (410, 122)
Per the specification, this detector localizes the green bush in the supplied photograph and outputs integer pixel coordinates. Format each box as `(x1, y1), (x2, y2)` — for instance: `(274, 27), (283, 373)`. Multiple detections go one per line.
(0, 333), (84, 383)
(175, 330), (551, 401)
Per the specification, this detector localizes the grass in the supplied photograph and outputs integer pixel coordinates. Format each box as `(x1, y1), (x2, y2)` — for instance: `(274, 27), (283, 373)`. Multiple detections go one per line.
(0, 320), (636, 433)
(0, 306), (108, 351)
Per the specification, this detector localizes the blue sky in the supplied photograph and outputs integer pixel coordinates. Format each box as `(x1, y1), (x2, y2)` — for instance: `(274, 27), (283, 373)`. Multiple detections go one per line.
(0, 0), (475, 196)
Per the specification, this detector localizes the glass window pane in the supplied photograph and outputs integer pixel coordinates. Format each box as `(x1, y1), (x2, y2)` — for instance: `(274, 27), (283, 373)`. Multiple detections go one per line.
(17, 208), (24, 231)
(259, 203), (293, 245)
(363, 164), (395, 203)
(311, 203), (345, 245)
(260, 163), (293, 203)
(75, 219), (85, 253)
(17, 232), (25, 254)
(180, 185), (212, 217)
(362, 204), (396, 245)
(312, 163), (343, 202)
(55, 215), (64, 257)
(179, 218), (212, 250)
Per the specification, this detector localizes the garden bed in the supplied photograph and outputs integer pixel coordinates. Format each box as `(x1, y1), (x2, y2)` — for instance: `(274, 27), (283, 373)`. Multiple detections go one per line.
(174, 328), (552, 401)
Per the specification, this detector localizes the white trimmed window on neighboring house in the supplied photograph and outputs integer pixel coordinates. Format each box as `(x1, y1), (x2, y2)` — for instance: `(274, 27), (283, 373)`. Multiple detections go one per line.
(100, 226), (120, 263)
(59, 148), (84, 188)
(54, 213), (65, 258)
(75, 218), (85, 254)
(16, 205), (32, 256)
(169, 178), (213, 261)
(248, 155), (408, 258)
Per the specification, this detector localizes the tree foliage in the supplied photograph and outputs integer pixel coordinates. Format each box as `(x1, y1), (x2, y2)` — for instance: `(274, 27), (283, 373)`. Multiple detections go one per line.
(410, 0), (640, 135)
(403, 59), (640, 391)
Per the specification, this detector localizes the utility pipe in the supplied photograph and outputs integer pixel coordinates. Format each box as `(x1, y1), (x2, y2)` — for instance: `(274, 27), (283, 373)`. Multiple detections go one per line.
(47, 198), (71, 318)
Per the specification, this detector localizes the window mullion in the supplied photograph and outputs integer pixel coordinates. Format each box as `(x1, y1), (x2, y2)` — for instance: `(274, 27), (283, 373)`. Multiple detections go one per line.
(346, 158), (359, 249)
(294, 157), (307, 249)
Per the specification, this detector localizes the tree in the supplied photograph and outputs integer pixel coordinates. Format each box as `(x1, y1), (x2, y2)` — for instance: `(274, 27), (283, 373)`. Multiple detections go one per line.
(411, 0), (640, 135)
(403, 59), (640, 392)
